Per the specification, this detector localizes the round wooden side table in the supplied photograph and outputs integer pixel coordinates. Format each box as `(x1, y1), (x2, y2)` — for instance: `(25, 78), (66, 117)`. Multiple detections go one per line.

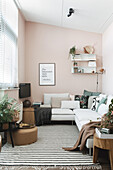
(93, 133), (113, 169)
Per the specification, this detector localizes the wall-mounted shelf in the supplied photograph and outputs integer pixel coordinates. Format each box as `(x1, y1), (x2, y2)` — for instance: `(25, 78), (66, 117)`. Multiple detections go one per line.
(71, 54), (96, 74)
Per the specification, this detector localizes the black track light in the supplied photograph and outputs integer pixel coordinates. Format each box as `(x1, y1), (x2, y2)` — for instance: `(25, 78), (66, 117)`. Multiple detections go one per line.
(67, 8), (74, 17)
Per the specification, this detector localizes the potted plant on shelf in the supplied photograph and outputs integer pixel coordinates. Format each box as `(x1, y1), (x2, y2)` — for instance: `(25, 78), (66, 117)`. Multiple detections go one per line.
(0, 94), (19, 130)
(69, 46), (77, 59)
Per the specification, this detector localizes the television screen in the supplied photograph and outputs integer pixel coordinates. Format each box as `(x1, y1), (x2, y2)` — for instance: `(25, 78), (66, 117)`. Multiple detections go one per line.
(19, 83), (31, 98)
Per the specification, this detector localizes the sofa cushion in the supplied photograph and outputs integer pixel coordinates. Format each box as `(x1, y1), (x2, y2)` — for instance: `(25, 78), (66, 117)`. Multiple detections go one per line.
(91, 97), (100, 111)
(52, 109), (74, 115)
(99, 94), (107, 100)
(70, 94), (75, 101)
(97, 104), (109, 116)
(96, 97), (107, 112)
(51, 97), (70, 108)
(74, 109), (101, 122)
(83, 90), (92, 96)
(44, 93), (69, 105)
(83, 90), (101, 96)
(88, 96), (97, 109)
(92, 92), (101, 96)
(61, 101), (80, 109)
(75, 111), (100, 131)
(106, 95), (113, 106)
(75, 95), (89, 109)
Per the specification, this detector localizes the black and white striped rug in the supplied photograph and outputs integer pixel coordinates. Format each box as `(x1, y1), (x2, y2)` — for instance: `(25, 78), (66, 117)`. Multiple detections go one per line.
(0, 125), (97, 166)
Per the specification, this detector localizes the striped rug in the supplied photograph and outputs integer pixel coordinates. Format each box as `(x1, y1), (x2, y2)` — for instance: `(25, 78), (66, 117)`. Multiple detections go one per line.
(0, 125), (99, 166)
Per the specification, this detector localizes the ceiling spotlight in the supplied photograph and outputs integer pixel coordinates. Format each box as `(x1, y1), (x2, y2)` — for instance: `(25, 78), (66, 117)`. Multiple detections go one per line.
(67, 8), (74, 17)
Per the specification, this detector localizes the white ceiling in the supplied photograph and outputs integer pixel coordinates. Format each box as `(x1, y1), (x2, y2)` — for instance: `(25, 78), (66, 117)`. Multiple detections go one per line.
(17, 0), (113, 33)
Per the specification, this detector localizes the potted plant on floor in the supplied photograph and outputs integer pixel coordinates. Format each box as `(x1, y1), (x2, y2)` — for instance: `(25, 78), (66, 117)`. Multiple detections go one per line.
(0, 94), (19, 130)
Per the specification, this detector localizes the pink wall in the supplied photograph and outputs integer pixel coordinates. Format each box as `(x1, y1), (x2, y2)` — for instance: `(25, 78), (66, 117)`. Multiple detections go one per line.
(102, 22), (113, 94)
(25, 22), (102, 102)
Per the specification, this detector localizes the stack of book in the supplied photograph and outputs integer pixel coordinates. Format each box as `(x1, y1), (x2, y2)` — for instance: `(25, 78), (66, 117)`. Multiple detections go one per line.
(32, 102), (42, 107)
(95, 128), (113, 139)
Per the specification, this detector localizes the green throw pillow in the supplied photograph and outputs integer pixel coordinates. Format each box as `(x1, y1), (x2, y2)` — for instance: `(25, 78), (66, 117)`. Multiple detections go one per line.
(92, 92), (101, 96)
(96, 97), (107, 112)
(83, 90), (101, 96)
(83, 90), (92, 96)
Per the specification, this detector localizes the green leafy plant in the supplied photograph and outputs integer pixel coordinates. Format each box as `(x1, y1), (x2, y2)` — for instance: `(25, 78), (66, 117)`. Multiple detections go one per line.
(101, 99), (113, 128)
(69, 46), (76, 56)
(0, 94), (19, 123)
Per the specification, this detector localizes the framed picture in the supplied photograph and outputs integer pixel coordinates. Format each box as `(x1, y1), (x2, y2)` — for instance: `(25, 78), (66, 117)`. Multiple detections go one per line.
(39, 63), (56, 86)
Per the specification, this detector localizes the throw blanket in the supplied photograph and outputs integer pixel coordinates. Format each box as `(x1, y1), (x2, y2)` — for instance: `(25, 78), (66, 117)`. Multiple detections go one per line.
(63, 121), (101, 151)
(34, 107), (52, 126)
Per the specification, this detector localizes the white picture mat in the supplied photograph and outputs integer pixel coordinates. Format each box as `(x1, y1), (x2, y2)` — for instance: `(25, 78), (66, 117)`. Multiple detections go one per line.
(39, 63), (55, 85)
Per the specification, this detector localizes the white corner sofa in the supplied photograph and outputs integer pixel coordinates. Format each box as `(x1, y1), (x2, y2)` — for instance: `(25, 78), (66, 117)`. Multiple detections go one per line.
(41, 93), (112, 154)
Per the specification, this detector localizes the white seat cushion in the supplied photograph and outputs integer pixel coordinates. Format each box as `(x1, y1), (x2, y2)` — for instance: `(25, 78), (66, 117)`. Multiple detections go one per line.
(52, 115), (75, 121)
(52, 109), (74, 115)
(74, 109), (101, 122)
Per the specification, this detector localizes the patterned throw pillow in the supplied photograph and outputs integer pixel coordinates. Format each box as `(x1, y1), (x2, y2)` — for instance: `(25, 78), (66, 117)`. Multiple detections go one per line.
(75, 95), (89, 109)
(91, 97), (100, 111)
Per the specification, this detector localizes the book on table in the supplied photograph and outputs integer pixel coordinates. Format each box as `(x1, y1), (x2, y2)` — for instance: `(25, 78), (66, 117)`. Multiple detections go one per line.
(95, 128), (113, 139)
(32, 102), (42, 106)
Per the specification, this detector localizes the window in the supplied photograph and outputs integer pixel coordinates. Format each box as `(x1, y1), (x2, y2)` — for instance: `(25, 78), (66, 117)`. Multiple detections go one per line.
(0, 0), (18, 88)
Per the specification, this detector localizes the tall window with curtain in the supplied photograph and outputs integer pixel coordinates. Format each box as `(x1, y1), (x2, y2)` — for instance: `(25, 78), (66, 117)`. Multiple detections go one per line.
(0, 0), (18, 88)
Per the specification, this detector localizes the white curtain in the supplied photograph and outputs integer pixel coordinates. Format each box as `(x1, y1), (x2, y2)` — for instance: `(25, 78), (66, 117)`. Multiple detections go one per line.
(0, 0), (18, 88)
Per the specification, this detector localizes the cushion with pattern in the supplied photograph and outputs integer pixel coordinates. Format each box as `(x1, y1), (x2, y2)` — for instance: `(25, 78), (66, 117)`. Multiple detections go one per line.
(91, 97), (100, 111)
(75, 95), (89, 109)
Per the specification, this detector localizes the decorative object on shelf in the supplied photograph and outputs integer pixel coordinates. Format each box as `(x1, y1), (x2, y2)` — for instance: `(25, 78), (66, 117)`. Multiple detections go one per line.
(84, 45), (94, 54)
(23, 100), (31, 108)
(39, 63), (55, 86)
(0, 94), (20, 129)
(73, 62), (78, 66)
(99, 68), (105, 73)
(69, 45), (76, 58)
(88, 61), (96, 67)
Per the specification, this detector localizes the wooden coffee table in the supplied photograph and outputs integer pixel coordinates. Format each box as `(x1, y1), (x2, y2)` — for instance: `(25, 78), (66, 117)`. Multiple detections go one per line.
(93, 133), (113, 169)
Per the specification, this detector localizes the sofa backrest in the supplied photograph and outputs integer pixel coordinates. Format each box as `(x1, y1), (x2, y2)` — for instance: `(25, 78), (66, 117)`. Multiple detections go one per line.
(44, 93), (69, 105)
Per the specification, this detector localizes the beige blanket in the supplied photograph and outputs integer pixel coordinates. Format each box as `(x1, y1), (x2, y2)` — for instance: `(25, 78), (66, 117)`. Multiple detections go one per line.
(63, 121), (101, 151)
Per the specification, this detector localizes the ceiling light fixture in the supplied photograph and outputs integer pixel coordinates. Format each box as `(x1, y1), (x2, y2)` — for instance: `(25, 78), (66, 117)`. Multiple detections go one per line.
(67, 8), (74, 17)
